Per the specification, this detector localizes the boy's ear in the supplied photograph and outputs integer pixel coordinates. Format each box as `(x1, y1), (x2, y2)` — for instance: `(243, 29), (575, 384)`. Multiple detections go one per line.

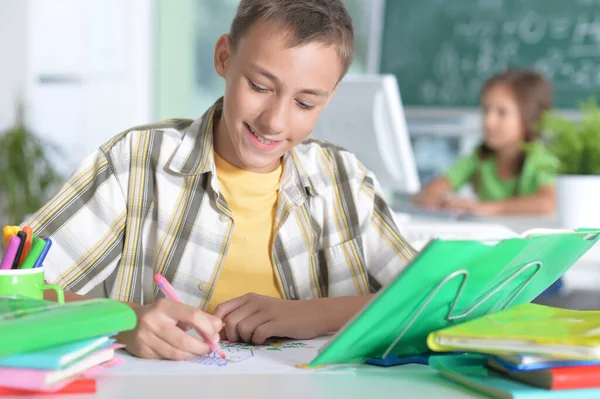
(214, 34), (233, 78)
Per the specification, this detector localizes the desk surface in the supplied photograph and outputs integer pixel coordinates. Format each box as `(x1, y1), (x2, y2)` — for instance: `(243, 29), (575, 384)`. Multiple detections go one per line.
(21, 214), (564, 399)
(24, 365), (482, 399)
(406, 213), (559, 234)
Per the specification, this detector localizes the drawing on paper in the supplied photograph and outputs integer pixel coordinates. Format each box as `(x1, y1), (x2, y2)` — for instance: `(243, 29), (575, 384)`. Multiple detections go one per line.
(220, 340), (313, 351)
(186, 340), (316, 368)
(190, 348), (255, 367)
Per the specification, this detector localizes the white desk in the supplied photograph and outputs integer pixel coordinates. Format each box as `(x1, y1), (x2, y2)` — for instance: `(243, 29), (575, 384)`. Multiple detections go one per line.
(405, 213), (559, 234)
(401, 212), (600, 293)
(25, 214), (592, 399)
(29, 365), (482, 399)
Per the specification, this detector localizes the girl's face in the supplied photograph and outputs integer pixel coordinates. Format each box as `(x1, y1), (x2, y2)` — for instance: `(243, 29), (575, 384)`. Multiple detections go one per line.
(481, 84), (526, 151)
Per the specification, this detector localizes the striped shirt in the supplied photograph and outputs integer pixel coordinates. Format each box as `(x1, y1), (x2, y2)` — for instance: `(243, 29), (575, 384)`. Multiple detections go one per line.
(27, 98), (416, 308)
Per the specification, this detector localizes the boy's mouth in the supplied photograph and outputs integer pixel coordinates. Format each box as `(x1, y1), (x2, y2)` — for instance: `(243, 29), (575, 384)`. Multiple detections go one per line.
(245, 122), (282, 148)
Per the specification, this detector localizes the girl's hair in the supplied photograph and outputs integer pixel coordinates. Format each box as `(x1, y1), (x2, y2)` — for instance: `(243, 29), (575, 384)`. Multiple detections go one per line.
(474, 69), (553, 194)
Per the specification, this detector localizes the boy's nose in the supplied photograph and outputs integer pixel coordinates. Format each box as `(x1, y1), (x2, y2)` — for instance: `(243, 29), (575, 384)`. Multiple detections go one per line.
(259, 98), (288, 135)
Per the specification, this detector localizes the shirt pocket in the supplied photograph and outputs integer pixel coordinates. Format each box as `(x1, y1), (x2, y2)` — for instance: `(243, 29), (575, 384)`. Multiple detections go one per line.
(317, 236), (367, 297)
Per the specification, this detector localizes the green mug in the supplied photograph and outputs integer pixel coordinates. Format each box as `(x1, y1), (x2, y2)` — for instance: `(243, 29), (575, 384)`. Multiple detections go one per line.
(0, 268), (64, 303)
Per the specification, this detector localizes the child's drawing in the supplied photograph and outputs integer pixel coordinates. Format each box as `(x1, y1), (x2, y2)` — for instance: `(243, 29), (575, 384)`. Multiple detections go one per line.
(220, 340), (313, 351)
(190, 348), (254, 367)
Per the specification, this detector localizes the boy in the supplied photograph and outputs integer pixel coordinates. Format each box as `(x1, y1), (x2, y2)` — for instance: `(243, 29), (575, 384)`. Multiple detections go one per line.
(27, 0), (415, 360)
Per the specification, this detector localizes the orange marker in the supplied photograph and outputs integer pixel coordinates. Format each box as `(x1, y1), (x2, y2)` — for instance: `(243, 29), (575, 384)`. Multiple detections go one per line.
(19, 226), (33, 266)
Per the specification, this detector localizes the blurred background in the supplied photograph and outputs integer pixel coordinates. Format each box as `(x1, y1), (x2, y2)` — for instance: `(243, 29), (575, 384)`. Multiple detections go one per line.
(2, 1), (600, 306)
(2, 0), (599, 214)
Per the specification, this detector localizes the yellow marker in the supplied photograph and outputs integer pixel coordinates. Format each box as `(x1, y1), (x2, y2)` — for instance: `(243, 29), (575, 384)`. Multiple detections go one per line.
(3, 226), (19, 249)
(295, 363), (325, 369)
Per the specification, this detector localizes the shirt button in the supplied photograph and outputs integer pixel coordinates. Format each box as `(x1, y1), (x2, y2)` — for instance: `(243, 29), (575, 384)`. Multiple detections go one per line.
(219, 214), (229, 222)
(198, 281), (211, 291)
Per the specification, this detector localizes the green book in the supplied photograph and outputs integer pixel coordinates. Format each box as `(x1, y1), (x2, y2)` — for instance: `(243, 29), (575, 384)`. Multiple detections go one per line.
(310, 229), (600, 367)
(428, 303), (600, 359)
(0, 297), (136, 356)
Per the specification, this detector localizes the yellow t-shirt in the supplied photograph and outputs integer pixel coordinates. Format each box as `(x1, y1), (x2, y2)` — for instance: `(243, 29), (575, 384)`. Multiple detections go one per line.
(206, 152), (283, 313)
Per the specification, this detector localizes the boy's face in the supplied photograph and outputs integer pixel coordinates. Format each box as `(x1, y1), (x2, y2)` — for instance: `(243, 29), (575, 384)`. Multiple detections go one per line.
(213, 22), (343, 173)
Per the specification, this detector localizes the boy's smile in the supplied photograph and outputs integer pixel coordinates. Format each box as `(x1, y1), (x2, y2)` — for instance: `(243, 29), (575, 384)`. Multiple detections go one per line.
(244, 121), (283, 151)
(213, 21), (343, 173)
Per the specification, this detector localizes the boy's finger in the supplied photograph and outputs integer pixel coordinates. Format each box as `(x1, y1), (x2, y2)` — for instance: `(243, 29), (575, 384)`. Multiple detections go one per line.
(219, 329), (228, 341)
(149, 331), (200, 360)
(236, 311), (271, 343)
(213, 294), (252, 319)
(164, 301), (223, 337)
(251, 321), (277, 345)
(223, 305), (259, 342)
(155, 325), (211, 357)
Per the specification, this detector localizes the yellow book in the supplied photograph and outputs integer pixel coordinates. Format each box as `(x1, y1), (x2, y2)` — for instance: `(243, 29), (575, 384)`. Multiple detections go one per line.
(427, 303), (600, 359)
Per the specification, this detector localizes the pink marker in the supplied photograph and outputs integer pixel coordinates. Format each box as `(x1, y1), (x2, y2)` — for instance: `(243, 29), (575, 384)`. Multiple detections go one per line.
(153, 274), (226, 359)
(0, 236), (21, 270)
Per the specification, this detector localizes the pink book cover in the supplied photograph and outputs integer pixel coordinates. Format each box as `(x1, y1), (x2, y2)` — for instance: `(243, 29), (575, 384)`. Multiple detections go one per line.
(0, 347), (117, 392)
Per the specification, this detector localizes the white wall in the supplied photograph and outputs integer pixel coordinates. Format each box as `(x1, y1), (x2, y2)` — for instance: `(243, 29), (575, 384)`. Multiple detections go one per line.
(0, 0), (29, 131)
(26, 0), (155, 174)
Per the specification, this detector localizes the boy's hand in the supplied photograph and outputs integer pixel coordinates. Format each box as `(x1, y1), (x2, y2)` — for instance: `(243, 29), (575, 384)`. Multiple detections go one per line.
(213, 293), (325, 344)
(117, 299), (222, 360)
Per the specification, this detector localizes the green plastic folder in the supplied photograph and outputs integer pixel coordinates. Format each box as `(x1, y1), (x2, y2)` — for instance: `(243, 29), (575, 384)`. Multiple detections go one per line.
(0, 297), (137, 356)
(310, 229), (600, 367)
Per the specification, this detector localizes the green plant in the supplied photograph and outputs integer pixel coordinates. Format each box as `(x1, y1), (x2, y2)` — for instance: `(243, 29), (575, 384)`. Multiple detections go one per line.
(542, 97), (600, 175)
(0, 103), (63, 225)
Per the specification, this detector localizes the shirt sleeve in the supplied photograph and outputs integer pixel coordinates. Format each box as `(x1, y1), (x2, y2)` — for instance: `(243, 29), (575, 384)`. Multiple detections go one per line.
(445, 153), (478, 190)
(533, 149), (559, 188)
(24, 148), (127, 295)
(359, 171), (417, 293)
(535, 168), (557, 188)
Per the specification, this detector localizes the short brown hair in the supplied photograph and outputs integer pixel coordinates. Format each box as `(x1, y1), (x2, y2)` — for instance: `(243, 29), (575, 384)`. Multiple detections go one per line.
(481, 69), (553, 142)
(230, 0), (355, 77)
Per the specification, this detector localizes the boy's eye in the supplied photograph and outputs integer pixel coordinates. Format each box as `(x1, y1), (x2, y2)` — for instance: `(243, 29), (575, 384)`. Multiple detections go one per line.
(248, 79), (269, 93)
(296, 100), (315, 111)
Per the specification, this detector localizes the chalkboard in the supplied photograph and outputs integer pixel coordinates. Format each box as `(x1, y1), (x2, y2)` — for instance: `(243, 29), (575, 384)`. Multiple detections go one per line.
(380, 0), (600, 108)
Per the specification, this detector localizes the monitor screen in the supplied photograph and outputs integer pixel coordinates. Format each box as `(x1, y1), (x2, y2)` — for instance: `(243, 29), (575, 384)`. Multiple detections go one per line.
(311, 75), (420, 199)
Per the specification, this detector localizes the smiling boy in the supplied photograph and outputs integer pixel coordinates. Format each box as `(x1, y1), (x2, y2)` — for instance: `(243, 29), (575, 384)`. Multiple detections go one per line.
(26, 0), (415, 360)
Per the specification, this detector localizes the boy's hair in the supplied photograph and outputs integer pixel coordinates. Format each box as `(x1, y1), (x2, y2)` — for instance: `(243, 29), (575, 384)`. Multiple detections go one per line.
(475, 69), (553, 194)
(230, 0), (355, 77)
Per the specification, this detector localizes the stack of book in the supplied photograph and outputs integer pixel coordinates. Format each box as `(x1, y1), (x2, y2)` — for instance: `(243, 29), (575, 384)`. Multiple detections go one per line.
(428, 303), (600, 398)
(0, 297), (136, 395)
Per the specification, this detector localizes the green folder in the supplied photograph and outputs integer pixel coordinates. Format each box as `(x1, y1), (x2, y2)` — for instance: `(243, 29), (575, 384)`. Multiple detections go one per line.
(0, 297), (137, 356)
(310, 229), (600, 367)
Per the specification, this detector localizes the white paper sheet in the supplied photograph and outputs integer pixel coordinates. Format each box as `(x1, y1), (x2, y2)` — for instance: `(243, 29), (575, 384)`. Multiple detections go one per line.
(107, 337), (356, 375)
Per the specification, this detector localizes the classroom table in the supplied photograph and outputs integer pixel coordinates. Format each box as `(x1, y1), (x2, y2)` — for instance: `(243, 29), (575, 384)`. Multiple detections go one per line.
(407, 212), (559, 234)
(24, 364), (484, 399)
(37, 214), (593, 399)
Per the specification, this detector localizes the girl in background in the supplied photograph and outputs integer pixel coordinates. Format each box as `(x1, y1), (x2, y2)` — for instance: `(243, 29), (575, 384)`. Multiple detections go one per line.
(414, 69), (558, 215)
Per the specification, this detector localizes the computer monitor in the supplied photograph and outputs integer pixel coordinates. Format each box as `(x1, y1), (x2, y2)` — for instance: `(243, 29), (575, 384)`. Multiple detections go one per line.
(311, 74), (420, 199)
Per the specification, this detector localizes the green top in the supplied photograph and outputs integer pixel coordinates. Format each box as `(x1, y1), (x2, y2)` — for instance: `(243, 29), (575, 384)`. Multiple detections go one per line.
(445, 144), (558, 201)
